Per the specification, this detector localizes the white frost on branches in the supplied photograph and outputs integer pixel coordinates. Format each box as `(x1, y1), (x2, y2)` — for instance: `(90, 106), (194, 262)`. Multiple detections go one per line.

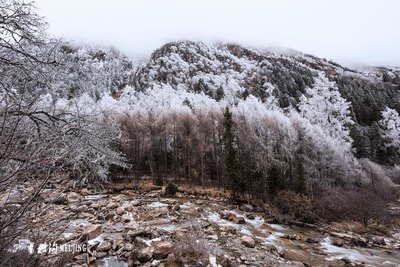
(380, 107), (400, 153)
(298, 73), (354, 153)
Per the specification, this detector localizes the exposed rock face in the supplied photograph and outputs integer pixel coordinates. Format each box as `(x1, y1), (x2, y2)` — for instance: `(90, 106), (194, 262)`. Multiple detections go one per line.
(241, 235), (255, 248)
(153, 240), (174, 259)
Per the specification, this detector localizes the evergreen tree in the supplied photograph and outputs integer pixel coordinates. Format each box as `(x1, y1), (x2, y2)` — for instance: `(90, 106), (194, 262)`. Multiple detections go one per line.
(222, 107), (242, 197)
(267, 165), (280, 197)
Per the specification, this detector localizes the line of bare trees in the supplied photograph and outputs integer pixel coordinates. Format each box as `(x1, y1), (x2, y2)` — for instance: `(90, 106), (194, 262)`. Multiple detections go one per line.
(118, 108), (354, 198)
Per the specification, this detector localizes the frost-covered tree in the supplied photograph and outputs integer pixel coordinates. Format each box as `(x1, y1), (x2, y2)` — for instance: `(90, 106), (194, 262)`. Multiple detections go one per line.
(298, 73), (354, 152)
(379, 107), (400, 154)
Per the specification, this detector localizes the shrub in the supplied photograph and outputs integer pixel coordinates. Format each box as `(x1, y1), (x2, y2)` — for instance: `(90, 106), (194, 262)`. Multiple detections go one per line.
(174, 223), (210, 266)
(275, 190), (315, 222)
(315, 187), (389, 226)
(154, 176), (164, 186)
(165, 182), (178, 196)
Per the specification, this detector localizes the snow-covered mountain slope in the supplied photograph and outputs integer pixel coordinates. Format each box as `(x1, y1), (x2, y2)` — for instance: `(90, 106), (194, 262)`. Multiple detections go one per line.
(49, 43), (137, 100)
(130, 41), (400, 124)
(52, 41), (400, 164)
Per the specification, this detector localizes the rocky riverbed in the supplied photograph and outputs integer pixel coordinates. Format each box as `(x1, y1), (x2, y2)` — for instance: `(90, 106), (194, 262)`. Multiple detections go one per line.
(3, 181), (400, 267)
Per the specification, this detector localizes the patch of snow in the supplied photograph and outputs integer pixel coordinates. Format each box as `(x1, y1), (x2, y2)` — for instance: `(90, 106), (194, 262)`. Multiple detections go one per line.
(100, 256), (128, 267)
(151, 260), (161, 266)
(142, 237), (162, 247)
(88, 234), (106, 246)
(156, 225), (178, 232)
(88, 233), (121, 246)
(84, 194), (108, 200)
(69, 219), (91, 228)
(147, 201), (168, 208)
(209, 255), (222, 267)
(62, 232), (75, 239)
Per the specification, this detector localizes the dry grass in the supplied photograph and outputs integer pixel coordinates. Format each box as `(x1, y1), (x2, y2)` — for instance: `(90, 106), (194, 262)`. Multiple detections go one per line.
(330, 221), (390, 235)
(109, 179), (230, 199)
(173, 182), (230, 199)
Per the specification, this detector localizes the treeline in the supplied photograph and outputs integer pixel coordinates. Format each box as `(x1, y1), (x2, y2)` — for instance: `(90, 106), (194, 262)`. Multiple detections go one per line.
(117, 104), (395, 202)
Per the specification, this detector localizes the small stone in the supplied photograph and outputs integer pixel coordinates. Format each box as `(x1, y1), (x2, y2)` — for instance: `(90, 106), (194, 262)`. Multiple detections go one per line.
(241, 235), (255, 248)
(153, 241), (174, 259)
(96, 251), (108, 258)
(242, 204), (254, 212)
(116, 207), (125, 215)
(351, 237), (368, 247)
(217, 254), (232, 267)
(46, 191), (67, 205)
(97, 240), (112, 252)
(105, 212), (115, 220)
(153, 207), (169, 218)
(124, 243), (134, 251)
(82, 224), (102, 240)
(122, 202), (133, 212)
(113, 237), (125, 250)
(228, 214), (245, 224)
(166, 253), (179, 267)
(305, 237), (318, 243)
(372, 237), (386, 246)
(246, 214), (255, 220)
(106, 202), (118, 209)
(138, 247), (153, 263)
(76, 205), (88, 212)
(332, 238), (344, 247)
(277, 262), (304, 267)
(208, 235), (218, 241)
(131, 200), (142, 206)
(172, 204), (180, 212)
(67, 192), (82, 203)
(74, 253), (87, 263)
(121, 213), (131, 222)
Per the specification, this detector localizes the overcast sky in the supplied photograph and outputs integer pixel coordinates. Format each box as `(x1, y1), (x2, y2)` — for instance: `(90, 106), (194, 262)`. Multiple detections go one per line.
(37, 0), (400, 66)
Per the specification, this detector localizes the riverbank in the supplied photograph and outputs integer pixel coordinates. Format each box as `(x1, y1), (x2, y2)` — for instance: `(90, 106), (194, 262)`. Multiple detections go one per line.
(2, 179), (400, 266)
